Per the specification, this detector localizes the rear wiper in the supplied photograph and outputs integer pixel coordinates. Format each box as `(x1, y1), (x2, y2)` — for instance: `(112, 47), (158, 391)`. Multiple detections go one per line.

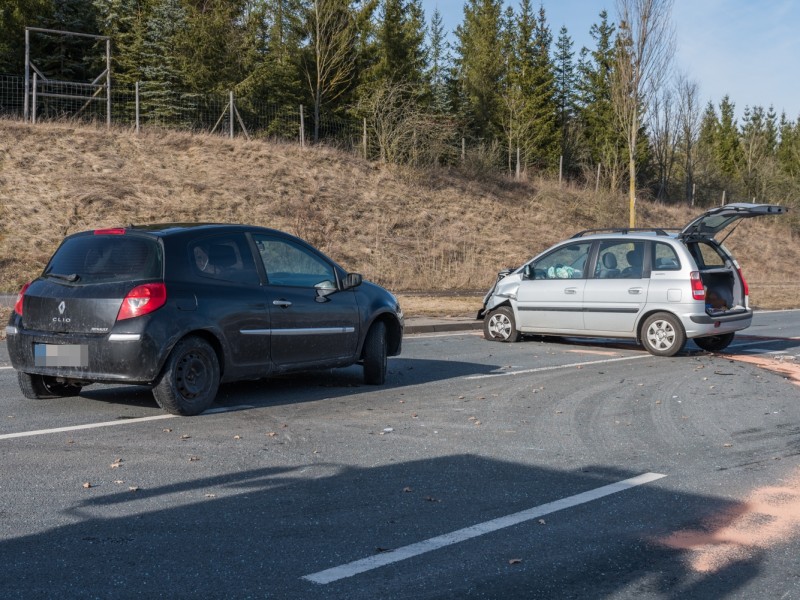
(46, 272), (80, 282)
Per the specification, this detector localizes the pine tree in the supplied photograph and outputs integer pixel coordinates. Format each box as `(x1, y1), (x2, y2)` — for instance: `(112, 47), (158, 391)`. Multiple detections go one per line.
(454, 0), (504, 142)
(553, 25), (578, 166)
(0, 0), (55, 73)
(716, 95), (742, 185)
(426, 7), (450, 113)
(138, 0), (189, 122)
(368, 0), (426, 88)
(524, 5), (558, 169)
(576, 10), (619, 186)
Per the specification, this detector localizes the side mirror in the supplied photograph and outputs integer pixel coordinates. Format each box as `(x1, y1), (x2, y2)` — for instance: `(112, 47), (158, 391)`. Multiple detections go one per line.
(342, 272), (362, 290)
(523, 264), (534, 280)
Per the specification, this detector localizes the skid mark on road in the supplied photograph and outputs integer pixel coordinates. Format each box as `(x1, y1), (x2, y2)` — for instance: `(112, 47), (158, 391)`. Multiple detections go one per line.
(657, 468), (800, 573)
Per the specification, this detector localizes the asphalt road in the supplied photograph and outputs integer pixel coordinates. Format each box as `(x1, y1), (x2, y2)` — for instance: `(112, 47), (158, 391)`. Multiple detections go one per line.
(2, 311), (800, 599)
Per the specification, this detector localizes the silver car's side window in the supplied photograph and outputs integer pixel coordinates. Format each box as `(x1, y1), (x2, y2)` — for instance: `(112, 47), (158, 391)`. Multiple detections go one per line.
(652, 242), (681, 271)
(594, 241), (646, 279)
(533, 242), (591, 279)
(253, 236), (336, 288)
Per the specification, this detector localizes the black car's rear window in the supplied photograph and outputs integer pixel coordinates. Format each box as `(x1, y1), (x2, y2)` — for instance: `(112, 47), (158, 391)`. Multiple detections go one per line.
(44, 234), (162, 283)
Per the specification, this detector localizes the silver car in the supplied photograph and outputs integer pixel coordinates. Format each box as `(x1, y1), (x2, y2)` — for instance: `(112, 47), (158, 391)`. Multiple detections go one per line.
(479, 203), (787, 356)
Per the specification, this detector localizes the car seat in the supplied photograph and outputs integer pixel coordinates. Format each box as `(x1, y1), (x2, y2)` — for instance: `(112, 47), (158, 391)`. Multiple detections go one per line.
(622, 250), (643, 278)
(598, 253), (620, 278)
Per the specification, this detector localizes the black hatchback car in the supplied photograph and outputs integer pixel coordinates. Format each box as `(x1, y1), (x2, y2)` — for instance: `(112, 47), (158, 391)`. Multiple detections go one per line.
(6, 224), (403, 415)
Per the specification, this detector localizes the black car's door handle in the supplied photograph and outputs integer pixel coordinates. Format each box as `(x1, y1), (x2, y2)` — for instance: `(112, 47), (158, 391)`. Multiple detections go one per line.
(273, 299), (292, 308)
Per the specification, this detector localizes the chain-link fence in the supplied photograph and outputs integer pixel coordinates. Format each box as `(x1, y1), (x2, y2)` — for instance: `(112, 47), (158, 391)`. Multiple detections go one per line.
(0, 74), (361, 149)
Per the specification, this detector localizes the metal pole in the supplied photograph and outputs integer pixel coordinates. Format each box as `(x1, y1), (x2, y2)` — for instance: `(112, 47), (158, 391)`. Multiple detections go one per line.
(363, 118), (367, 159)
(135, 81), (140, 134)
(24, 29), (30, 122)
(559, 155), (563, 186)
(595, 163), (601, 192)
(461, 138), (465, 161)
(32, 73), (37, 124)
(515, 147), (520, 180)
(300, 105), (305, 148)
(229, 91), (234, 139)
(106, 38), (111, 128)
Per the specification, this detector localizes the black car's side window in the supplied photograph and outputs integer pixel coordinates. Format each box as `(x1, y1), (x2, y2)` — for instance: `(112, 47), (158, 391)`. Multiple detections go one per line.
(253, 235), (336, 288)
(189, 235), (259, 285)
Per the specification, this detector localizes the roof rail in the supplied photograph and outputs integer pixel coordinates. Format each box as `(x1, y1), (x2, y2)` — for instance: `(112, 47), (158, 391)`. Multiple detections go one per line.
(570, 227), (678, 238)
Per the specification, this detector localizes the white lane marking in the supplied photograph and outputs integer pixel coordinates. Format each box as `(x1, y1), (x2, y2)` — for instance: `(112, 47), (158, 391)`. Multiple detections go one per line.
(303, 472), (666, 585)
(465, 354), (649, 380)
(408, 331), (481, 339)
(0, 366), (12, 370)
(0, 405), (254, 441)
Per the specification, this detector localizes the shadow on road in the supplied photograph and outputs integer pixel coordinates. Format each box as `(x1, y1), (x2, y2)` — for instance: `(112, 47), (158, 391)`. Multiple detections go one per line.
(0, 454), (770, 599)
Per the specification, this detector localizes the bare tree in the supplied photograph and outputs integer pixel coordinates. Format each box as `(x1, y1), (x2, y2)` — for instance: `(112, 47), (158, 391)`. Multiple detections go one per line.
(358, 81), (457, 167)
(676, 73), (701, 204)
(302, 0), (357, 142)
(612, 0), (675, 226)
(648, 83), (679, 201)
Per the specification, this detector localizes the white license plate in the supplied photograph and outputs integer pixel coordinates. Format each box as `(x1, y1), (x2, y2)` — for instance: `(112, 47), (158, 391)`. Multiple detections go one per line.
(34, 343), (89, 368)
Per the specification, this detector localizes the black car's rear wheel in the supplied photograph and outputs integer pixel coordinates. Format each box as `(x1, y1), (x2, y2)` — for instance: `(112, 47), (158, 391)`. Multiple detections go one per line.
(17, 372), (83, 399)
(153, 336), (220, 416)
(694, 332), (735, 353)
(483, 307), (521, 342)
(363, 321), (388, 385)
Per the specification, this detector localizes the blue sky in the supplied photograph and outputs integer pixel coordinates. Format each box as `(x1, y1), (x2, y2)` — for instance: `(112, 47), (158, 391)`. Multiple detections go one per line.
(421, 0), (800, 121)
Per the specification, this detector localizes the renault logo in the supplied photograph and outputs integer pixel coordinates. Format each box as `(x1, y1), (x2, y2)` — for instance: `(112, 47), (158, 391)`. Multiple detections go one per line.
(58, 301), (66, 315)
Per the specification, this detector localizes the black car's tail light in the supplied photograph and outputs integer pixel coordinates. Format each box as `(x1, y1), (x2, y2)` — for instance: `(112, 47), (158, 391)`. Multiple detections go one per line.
(116, 283), (167, 320)
(13, 281), (31, 316)
(94, 228), (126, 235)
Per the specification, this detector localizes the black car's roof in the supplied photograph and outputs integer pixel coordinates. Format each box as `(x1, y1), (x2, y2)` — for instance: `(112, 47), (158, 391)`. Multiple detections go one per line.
(126, 223), (272, 236)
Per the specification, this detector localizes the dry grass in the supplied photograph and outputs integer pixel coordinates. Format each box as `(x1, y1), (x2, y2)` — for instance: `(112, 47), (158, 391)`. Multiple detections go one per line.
(1, 118), (798, 314)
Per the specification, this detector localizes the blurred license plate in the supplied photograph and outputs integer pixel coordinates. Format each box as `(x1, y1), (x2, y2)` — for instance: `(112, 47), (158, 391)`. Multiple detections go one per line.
(34, 344), (89, 367)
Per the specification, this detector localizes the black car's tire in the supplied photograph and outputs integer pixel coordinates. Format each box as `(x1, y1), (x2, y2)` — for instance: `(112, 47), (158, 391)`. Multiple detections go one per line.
(363, 321), (388, 385)
(641, 312), (686, 357)
(694, 332), (735, 353)
(483, 306), (521, 343)
(153, 336), (220, 416)
(17, 372), (82, 399)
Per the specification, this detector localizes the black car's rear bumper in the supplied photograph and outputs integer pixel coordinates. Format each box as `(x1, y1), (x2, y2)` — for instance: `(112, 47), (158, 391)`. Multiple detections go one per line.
(6, 318), (166, 384)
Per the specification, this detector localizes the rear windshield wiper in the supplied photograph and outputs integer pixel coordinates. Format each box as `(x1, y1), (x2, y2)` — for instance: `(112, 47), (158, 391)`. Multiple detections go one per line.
(45, 272), (80, 282)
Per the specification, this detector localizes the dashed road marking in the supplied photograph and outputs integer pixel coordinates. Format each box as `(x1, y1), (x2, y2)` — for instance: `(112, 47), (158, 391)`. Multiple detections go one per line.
(0, 405), (254, 441)
(465, 354), (650, 380)
(303, 472), (667, 585)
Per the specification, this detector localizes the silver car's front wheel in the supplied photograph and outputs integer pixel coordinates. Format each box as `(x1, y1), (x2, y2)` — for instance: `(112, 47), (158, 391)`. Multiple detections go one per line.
(641, 313), (686, 357)
(483, 307), (521, 343)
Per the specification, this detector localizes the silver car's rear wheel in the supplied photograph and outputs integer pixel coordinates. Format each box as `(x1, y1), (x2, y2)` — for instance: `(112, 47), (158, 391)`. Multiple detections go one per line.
(641, 313), (686, 357)
(484, 307), (521, 343)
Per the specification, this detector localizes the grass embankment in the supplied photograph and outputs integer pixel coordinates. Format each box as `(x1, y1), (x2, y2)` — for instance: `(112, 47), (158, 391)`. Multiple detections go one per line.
(1, 118), (798, 321)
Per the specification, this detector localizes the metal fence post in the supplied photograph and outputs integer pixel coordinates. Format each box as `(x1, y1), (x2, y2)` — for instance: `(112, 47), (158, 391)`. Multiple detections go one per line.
(300, 104), (305, 148)
(32, 72), (37, 124)
(106, 37), (111, 128)
(135, 81), (140, 134)
(229, 91), (234, 139)
(24, 29), (30, 122)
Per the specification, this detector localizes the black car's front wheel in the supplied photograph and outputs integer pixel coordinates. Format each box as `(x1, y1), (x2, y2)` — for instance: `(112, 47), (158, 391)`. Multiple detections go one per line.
(363, 321), (388, 385)
(17, 372), (83, 399)
(153, 336), (220, 416)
